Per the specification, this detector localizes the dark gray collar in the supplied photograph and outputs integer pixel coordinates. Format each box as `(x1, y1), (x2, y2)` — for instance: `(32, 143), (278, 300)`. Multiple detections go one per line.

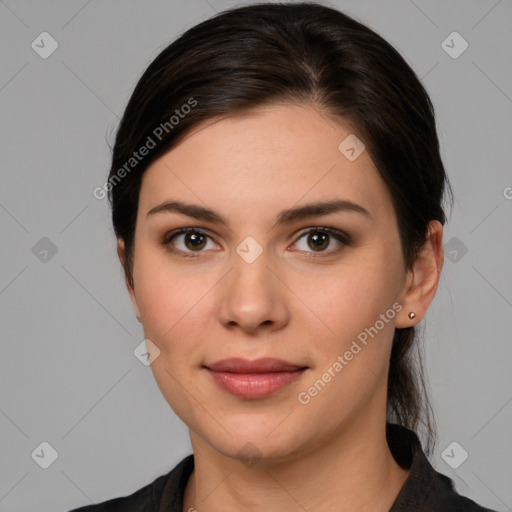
(157, 423), (496, 512)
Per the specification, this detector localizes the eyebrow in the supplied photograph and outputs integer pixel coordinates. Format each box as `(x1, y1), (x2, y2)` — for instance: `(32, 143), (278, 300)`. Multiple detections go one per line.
(146, 199), (370, 227)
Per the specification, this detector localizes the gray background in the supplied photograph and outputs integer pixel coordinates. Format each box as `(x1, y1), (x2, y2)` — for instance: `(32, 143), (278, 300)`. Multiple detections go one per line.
(1, 0), (511, 511)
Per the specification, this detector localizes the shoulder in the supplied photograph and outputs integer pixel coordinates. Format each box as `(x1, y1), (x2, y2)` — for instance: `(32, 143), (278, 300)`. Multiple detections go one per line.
(67, 454), (194, 512)
(424, 470), (498, 512)
(387, 423), (498, 512)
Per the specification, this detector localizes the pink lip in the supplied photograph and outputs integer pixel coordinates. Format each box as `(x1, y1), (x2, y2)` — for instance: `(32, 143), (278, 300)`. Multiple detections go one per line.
(205, 358), (307, 399)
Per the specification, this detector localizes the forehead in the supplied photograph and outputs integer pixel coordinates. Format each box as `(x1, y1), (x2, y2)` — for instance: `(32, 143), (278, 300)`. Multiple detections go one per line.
(138, 103), (393, 224)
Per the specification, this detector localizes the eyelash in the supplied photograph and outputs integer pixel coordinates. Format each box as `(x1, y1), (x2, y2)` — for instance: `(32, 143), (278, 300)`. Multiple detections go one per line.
(162, 226), (351, 258)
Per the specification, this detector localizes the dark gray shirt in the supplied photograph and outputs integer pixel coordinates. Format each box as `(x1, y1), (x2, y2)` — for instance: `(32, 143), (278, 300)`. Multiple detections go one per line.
(69, 423), (497, 511)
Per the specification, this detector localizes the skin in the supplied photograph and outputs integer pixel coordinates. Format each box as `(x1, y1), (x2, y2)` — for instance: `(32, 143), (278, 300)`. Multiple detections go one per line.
(117, 103), (444, 512)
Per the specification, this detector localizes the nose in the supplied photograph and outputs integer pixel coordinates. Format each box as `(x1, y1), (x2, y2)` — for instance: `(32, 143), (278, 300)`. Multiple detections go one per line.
(216, 246), (290, 335)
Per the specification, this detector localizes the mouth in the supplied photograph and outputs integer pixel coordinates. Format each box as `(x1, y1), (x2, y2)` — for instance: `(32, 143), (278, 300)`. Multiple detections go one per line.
(204, 358), (308, 399)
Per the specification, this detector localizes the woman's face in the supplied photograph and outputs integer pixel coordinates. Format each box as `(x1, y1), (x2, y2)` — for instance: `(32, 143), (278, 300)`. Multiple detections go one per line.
(125, 103), (415, 463)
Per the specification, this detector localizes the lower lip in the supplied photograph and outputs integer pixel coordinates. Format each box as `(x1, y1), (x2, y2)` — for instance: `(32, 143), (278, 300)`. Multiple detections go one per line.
(206, 369), (306, 399)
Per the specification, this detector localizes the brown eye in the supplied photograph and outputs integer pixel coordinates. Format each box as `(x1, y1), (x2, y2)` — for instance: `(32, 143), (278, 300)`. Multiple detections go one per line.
(164, 228), (219, 255)
(292, 228), (349, 255)
(307, 231), (329, 251)
(183, 231), (207, 251)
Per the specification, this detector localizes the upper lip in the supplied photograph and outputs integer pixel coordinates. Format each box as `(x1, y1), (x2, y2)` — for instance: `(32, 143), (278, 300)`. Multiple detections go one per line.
(206, 357), (306, 373)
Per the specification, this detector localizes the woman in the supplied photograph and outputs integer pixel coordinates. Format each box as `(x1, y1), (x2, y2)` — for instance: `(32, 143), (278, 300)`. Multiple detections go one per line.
(71, 3), (497, 511)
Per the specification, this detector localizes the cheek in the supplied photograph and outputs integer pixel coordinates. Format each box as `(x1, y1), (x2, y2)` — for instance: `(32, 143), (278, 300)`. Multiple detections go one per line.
(292, 248), (403, 400)
(133, 241), (200, 320)
(133, 234), (403, 353)
(133, 253), (212, 420)
(292, 270), (399, 423)
(132, 246), (231, 381)
(296, 253), (402, 335)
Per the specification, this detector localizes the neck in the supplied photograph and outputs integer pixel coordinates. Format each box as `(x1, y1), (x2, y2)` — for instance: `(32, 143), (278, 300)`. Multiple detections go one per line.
(183, 414), (410, 512)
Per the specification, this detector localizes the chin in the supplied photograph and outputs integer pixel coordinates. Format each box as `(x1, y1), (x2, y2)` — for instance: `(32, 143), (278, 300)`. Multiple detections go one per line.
(195, 414), (315, 466)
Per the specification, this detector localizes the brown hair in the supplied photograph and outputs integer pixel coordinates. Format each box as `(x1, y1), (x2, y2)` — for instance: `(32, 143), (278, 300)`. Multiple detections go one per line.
(107, 2), (451, 454)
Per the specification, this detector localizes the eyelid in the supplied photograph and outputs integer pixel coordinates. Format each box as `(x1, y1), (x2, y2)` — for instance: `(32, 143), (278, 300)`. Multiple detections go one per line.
(294, 226), (350, 243)
(162, 226), (219, 255)
(289, 226), (350, 255)
(163, 226), (350, 256)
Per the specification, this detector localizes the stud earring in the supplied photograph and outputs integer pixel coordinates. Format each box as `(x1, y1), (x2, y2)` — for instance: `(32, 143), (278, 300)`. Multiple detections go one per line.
(136, 315), (141, 323)
(408, 312), (416, 320)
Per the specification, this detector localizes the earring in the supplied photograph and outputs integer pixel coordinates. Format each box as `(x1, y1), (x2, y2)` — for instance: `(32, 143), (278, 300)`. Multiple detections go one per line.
(136, 315), (141, 323)
(408, 312), (416, 320)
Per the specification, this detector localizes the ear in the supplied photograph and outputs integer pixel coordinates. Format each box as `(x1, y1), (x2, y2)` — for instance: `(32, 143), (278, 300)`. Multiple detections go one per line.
(116, 238), (140, 319)
(395, 220), (444, 328)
